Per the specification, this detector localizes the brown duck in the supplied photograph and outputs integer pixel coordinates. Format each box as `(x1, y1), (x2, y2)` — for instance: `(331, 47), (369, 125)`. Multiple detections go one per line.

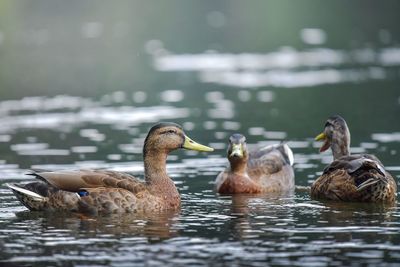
(311, 115), (397, 203)
(215, 134), (295, 194)
(7, 122), (214, 214)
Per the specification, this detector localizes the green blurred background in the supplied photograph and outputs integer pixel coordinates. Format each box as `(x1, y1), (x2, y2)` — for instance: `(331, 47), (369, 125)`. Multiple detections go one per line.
(1, 0), (399, 96)
(0, 0), (399, 155)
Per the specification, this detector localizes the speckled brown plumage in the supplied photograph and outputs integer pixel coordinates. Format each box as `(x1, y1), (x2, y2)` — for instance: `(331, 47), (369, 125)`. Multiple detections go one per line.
(215, 134), (295, 194)
(8, 122), (213, 214)
(311, 115), (397, 203)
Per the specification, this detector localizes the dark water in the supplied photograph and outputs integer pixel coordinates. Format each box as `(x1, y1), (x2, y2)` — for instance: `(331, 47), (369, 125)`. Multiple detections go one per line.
(1, 1), (400, 266)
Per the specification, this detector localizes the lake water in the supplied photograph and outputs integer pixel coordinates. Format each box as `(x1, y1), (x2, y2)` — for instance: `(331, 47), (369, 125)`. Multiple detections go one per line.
(0, 1), (400, 266)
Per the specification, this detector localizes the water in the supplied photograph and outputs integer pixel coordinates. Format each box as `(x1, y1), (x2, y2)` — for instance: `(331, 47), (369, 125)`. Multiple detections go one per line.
(1, 1), (400, 266)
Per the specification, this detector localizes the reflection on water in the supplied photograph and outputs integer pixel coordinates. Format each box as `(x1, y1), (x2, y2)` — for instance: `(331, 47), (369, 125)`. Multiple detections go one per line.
(0, 87), (399, 265)
(0, 86), (399, 266)
(3, 193), (396, 266)
(14, 209), (180, 240)
(151, 43), (400, 88)
(1, 210), (179, 265)
(0, 96), (189, 133)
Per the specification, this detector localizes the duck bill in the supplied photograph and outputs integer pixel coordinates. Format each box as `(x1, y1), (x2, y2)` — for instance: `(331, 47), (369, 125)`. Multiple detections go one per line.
(183, 135), (214, 152)
(315, 132), (330, 152)
(229, 144), (243, 158)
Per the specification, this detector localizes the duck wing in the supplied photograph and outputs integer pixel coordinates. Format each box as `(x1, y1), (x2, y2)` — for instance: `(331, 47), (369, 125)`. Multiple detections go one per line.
(248, 143), (293, 177)
(312, 154), (396, 202)
(29, 169), (146, 194)
(322, 154), (388, 190)
(77, 187), (158, 214)
(8, 170), (149, 213)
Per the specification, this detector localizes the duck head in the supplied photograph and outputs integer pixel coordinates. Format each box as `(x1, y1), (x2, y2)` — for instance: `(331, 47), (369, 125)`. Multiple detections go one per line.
(315, 115), (350, 159)
(227, 134), (248, 172)
(144, 122), (214, 156)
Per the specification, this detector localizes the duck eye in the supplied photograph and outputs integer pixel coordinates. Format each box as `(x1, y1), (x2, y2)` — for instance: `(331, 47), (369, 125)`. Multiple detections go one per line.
(160, 129), (176, 135)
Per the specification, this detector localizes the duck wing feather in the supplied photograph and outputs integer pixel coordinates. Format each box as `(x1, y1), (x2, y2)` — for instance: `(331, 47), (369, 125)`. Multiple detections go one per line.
(322, 154), (388, 190)
(312, 154), (396, 202)
(28, 169), (146, 194)
(247, 144), (289, 177)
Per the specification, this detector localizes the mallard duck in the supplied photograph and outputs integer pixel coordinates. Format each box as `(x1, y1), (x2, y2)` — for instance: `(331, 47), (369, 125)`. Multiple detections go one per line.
(311, 115), (397, 203)
(7, 122), (214, 214)
(215, 134), (295, 194)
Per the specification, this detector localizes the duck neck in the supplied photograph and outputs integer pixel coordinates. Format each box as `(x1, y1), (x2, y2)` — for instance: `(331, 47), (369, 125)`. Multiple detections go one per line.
(143, 147), (179, 198)
(229, 157), (248, 175)
(331, 132), (350, 160)
(144, 149), (169, 183)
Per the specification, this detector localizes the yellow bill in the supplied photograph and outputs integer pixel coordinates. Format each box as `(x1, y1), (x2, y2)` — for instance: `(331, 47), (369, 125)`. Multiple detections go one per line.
(183, 135), (214, 152)
(315, 132), (331, 152)
(315, 132), (327, 141)
(229, 143), (243, 158)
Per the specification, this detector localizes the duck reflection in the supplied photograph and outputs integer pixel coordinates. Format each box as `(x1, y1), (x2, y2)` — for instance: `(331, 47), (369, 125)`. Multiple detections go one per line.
(13, 209), (180, 241)
(226, 192), (296, 240)
(310, 200), (397, 244)
(317, 200), (396, 225)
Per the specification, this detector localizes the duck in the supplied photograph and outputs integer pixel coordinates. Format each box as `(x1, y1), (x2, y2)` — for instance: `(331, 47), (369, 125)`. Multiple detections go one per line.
(215, 133), (295, 194)
(311, 115), (397, 203)
(7, 122), (214, 214)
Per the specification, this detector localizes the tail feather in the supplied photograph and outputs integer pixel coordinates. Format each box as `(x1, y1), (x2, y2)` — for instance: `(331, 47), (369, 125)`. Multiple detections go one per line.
(6, 183), (47, 211)
(356, 178), (380, 192)
(282, 144), (294, 166)
(7, 183), (45, 201)
(258, 142), (295, 166)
